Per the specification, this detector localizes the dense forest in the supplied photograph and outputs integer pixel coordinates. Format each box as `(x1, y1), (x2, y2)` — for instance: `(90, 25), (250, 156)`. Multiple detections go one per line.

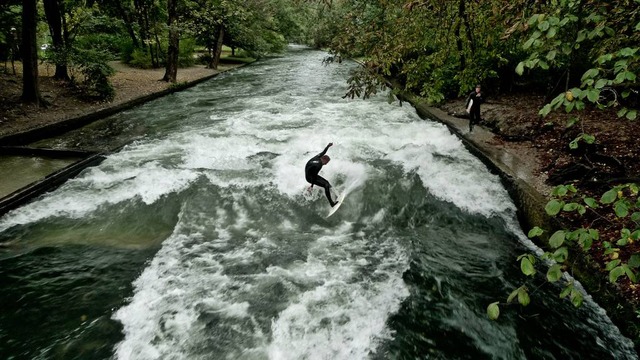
(1, 0), (640, 337)
(2, 0), (639, 111)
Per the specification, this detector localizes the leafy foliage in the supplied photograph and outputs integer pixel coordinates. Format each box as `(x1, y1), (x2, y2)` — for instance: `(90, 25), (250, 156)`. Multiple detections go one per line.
(489, 183), (639, 319)
(70, 48), (115, 100)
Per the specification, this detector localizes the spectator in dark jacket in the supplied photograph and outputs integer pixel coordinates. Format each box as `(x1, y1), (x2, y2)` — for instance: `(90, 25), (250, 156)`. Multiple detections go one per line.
(466, 84), (484, 132)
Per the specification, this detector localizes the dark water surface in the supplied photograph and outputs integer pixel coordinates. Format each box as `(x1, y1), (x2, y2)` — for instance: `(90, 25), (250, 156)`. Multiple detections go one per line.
(0, 47), (637, 359)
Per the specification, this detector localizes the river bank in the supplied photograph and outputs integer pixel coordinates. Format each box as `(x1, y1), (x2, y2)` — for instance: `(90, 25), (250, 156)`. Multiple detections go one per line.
(0, 60), (244, 139)
(1, 56), (639, 352)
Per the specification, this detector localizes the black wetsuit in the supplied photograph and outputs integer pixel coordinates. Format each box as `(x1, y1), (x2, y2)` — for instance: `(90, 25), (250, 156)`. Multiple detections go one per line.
(305, 144), (335, 206)
(466, 90), (484, 131)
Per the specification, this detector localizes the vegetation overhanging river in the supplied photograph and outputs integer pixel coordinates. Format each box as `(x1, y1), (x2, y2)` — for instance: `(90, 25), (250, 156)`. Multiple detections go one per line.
(0, 46), (637, 359)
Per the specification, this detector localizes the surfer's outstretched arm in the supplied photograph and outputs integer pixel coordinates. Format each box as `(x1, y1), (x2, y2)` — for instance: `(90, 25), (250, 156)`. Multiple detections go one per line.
(317, 142), (333, 158)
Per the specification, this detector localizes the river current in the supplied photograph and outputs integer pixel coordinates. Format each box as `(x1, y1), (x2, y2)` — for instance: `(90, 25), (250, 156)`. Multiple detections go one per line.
(0, 46), (637, 359)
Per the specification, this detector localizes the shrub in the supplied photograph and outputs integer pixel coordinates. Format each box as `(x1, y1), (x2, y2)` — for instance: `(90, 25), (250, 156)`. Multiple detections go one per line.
(71, 48), (115, 100)
(178, 38), (196, 67)
(129, 48), (153, 69)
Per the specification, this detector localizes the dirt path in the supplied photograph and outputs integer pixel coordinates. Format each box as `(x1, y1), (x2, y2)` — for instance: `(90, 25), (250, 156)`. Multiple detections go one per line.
(0, 61), (242, 138)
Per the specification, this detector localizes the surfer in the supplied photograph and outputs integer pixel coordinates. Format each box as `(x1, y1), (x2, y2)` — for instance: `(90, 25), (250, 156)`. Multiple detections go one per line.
(305, 142), (338, 207)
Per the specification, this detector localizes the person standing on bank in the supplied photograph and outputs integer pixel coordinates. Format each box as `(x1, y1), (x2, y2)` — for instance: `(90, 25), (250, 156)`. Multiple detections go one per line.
(466, 84), (484, 132)
(305, 142), (338, 207)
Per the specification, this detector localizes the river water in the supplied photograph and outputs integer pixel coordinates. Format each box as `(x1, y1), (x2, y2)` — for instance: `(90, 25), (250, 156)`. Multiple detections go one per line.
(0, 46), (637, 359)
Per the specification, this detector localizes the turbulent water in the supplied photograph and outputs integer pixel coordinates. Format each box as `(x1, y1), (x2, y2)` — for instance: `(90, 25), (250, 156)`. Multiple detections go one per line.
(0, 46), (637, 360)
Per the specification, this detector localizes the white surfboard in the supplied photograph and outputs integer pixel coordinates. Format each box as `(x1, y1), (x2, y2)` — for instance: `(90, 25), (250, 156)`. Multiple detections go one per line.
(326, 192), (347, 218)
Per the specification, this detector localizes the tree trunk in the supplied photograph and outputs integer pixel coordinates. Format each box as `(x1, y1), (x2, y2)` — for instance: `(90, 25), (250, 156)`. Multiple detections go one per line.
(162, 0), (179, 82)
(454, 17), (465, 70)
(211, 26), (224, 70)
(43, 0), (70, 80)
(460, 0), (475, 55)
(115, 0), (139, 47)
(21, 0), (40, 105)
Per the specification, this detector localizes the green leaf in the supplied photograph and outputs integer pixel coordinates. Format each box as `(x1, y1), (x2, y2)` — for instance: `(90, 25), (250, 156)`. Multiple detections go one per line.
(507, 287), (520, 303)
(565, 101), (575, 112)
(626, 110), (637, 120)
(538, 21), (550, 31)
(569, 138), (579, 149)
(566, 229), (579, 241)
(523, 38), (535, 50)
(570, 290), (583, 307)
(563, 203), (579, 212)
(617, 108), (629, 118)
(620, 47), (637, 57)
(587, 89), (599, 102)
(628, 254), (640, 268)
(622, 264), (637, 283)
(539, 104), (552, 117)
(487, 302), (500, 320)
(554, 185), (568, 196)
(528, 226), (544, 238)
(577, 205), (586, 215)
(579, 230), (595, 247)
(606, 259), (621, 271)
(615, 201), (629, 217)
(547, 264), (563, 282)
(546, 50), (557, 61)
(609, 266), (626, 283)
(515, 62), (525, 75)
(631, 212), (640, 222)
(560, 284), (573, 298)
(528, 14), (540, 25)
(546, 27), (557, 38)
(576, 30), (586, 42)
(550, 93), (565, 107)
(614, 71), (627, 84)
(545, 200), (564, 215)
(625, 71), (637, 81)
(581, 68), (599, 81)
(549, 230), (566, 248)
(553, 247), (569, 262)
(518, 288), (531, 306)
(601, 189), (618, 204)
(617, 237), (628, 246)
(582, 134), (595, 144)
(580, 235), (593, 250)
(594, 79), (608, 89)
(597, 54), (613, 64)
(584, 197), (598, 208)
(521, 257), (536, 276)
